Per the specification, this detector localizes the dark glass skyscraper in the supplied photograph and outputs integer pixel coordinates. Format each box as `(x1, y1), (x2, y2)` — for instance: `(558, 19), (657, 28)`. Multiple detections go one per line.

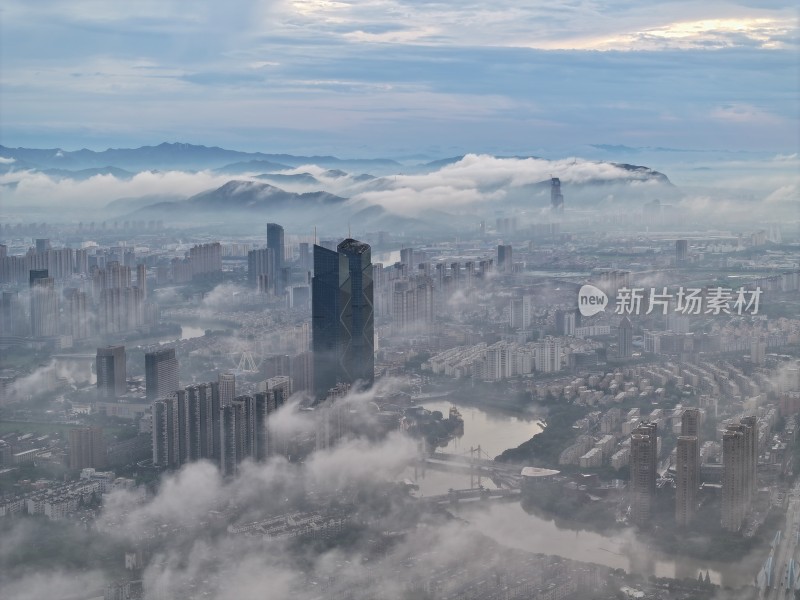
(96, 345), (127, 400)
(550, 177), (564, 212)
(312, 239), (374, 400)
(267, 223), (284, 270)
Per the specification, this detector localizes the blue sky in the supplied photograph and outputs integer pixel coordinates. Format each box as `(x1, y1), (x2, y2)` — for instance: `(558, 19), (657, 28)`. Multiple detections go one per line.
(1, 0), (797, 156)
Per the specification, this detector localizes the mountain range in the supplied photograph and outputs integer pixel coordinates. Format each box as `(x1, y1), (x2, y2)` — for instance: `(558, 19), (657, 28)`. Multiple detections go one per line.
(0, 142), (402, 172)
(1, 143), (679, 232)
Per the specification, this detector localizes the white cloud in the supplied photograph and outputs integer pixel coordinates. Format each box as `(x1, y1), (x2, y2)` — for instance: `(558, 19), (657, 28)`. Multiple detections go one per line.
(0, 169), (237, 212)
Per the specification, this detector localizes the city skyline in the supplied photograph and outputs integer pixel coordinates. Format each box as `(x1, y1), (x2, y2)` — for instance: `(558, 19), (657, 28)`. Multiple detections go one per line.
(0, 1), (798, 598)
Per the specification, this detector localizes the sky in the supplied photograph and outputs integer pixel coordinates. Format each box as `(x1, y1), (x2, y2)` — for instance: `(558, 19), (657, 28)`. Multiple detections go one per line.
(0, 0), (798, 157)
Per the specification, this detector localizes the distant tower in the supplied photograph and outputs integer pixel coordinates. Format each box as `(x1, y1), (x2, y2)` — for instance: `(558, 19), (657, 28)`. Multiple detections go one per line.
(267, 223), (285, 270)
(96, 346), (127, 400)
(675, 239), (688, 265)
(145, 348), (179, 401)
(312, 239), (374, 400)
(618, 316), (633, 359)
(550, 177), (564, 213)
(497, 244), (513, 273)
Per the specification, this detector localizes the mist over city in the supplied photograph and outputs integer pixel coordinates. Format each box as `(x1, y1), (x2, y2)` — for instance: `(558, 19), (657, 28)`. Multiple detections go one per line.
(0, 2), (798, 600)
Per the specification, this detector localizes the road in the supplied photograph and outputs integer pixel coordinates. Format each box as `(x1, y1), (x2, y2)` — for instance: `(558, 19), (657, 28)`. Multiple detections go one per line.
(765, 482), (800, 600)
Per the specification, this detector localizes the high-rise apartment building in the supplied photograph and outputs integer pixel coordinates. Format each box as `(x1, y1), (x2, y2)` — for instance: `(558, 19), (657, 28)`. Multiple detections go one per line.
(400, 247), (414, 268)
(630, 432), (654, 526)
(152, 395), (180, 468)
(218, 372), (235, 407)
(630, 421), (657, 527)
(722, 425), (747, 532)
(618, 316), (633, 359)
(69, 427), (106, 469)
(29, 271), (58, 337)
(189, 242), (222, 278)
(151, 380), (290, 473)
(96, 346), (127, 400)
(145, 348), (180, 401)
(312, 239), (374, 400)
(391, 277), (434, 335)
(136, 263), (147, 299)
(740, 415), (758, 506)
(681, 408), (700, 439)
(247, 248), (273, 289)
(675, 435), (698, 526)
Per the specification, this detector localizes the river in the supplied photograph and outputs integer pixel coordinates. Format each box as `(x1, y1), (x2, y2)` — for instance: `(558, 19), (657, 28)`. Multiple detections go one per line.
(405, 398), (762, 588)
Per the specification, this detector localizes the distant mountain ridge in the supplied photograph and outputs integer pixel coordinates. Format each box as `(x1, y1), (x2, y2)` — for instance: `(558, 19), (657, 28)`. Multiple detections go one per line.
(0, 142), (402, 172)
(129, 180), (346, 217)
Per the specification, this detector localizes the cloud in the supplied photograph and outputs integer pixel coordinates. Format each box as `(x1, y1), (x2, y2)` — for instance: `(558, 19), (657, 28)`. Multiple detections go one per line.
(0, 169), (236, 213)
(577, 17), (799, 51)
(1, 570), (107, 600)
(710, 103), (782, 124)
(1, 0), (796, 154)
(9, 360), (91, 400)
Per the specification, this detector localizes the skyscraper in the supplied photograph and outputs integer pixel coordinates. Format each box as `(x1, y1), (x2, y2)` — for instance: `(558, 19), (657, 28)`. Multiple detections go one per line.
(497, 244), (513, 273)
(630, 421), (657, 527)
(136, 263), (147, 299)
(145, 348), (180, 401)
(722, 425), (746, 532)
(681, 408), (700, 439)
(312, 239), (374, 400)
(96, 346), (127, 400)
(675, 435), (698, 526)
(66, 289), (89, 340)
(152, 395), (179, 468)
(219, 402), (243, 476)
(391, 277), (434, 335)
(630, 432), (655, 526)
(267, 223), (285, 271)
(218, 372), (236, 407)
(618, 316), (633, 359)
(550, 177), (564, 212)
(69, 427), (106, 469)
(247, 248), (273, 289)
(740, 415), (758, 506)
(189, 242), (222, 278)
(29, 270), (58, 337)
